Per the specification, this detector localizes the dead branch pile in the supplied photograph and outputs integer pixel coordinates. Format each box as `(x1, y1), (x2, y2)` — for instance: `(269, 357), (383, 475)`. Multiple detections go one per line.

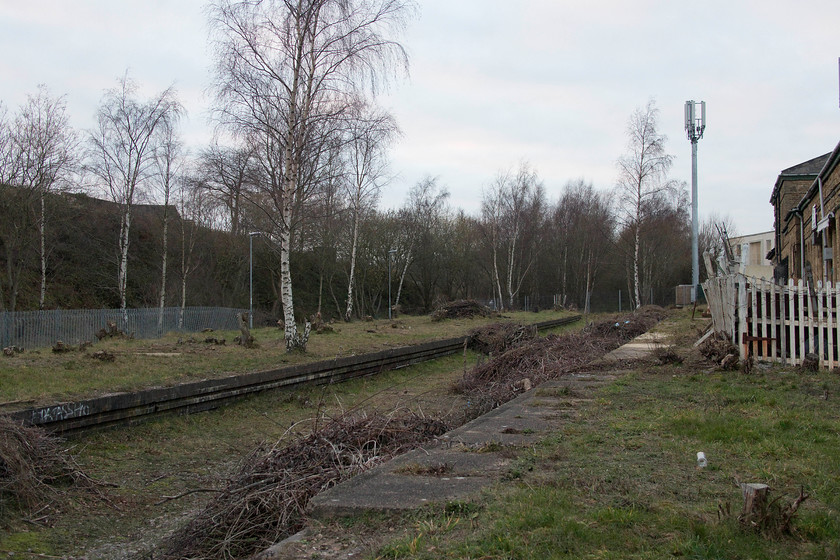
(155, 411), (448, 560)
(454, 309), (666, 417)
(0, 417), (94, 519)
(698, 332), (738, 364)
(467, 322), (538, 355)
(749, 487), (810, 536)
(431, 299), (495, 322)
(95, 320), (129, 341)
(3, 346), (24, 357)
(583, 305), (668, 340)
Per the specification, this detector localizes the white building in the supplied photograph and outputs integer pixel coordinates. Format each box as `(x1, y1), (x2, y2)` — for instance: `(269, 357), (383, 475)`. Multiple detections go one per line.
(729, 231), (774, 279)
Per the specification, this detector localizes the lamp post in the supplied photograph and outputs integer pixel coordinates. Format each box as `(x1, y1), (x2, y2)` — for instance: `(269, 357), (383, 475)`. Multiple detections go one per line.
(388, 249), (397, 320)
(249, 231), (260, 329)
(685, 100), (706, 303)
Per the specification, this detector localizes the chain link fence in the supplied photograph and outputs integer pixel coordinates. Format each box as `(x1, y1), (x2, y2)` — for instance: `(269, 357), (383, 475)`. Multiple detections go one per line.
(0, 307), (246, 350)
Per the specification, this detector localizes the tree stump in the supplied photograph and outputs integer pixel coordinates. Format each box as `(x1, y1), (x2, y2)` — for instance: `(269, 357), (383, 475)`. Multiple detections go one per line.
(739, 482), (770, 528)
(802, 353), (819, 371)
(237, 312), (254, 348)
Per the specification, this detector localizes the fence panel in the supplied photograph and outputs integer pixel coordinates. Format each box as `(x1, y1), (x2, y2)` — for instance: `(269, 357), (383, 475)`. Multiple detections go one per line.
(706, 274), (840, 369)
(0, 307), (245, 350)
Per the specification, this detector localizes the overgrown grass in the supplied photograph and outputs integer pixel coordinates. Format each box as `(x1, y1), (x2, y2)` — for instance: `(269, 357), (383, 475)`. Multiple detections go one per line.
(0, 350), (484, 558)
(0, 309), (572, 406)
(372, 323), (840, 559)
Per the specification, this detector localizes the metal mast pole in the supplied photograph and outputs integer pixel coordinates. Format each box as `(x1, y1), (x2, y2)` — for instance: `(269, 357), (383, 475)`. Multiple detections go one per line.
(691, 139), (699, 300)
(685, 100), (706, 303)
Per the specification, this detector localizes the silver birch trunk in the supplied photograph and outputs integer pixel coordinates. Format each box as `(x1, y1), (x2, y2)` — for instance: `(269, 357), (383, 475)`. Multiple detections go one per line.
(344, 210), (360, 322)
(179, 257), (186, 330)
(158, 203), (169, 330)
(584, 251), (593, 314)
(395, 254), (410, 307)
(118, 206), (131, 311)
(39, 192), (46, 309)
(280, 221), (297, 349)
(279, 140), (299, 349)
(492, 243), (503, 312)
(633, 217), (642, 310)
(506, 226), (519, 310)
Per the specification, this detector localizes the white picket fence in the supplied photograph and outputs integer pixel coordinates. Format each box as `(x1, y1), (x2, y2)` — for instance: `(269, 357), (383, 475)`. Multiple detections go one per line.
(704, 274), (840, 369)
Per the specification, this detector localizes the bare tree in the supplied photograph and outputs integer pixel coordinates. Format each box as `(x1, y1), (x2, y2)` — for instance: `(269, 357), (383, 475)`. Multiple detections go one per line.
(152, 114), (183, 328)
(176, 174), (211, 328)
(400, 176), (449, 311)
(481, 163), (545, 310)
(198, 141), (256, 235)
(342, 102), (397, 321)
(616, 99), (675, 309)
(0, 103), (34, 311)
(699, 213), (738, 278)
(552, 179), (613, 313)
(0, 103), (11, 181)
(87, 74), (181, 311)
(208, 0), (413, 350)
(11, 86), (77, 309)
(0, 85), (77, 309)
(480, 174), (506, 310)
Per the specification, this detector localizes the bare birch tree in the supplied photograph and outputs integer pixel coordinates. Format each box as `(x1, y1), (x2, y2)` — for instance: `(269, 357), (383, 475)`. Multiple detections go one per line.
(480, 174), (506, 310)
(87, 74), (181, 310)
(11, 86), (77, 309)
(153, 114), (183, 328)
(400, 177), (449, 311)
(482, 163), (544, 310)
(0, 103), (32, 311)
(616, 99), (674, 309)
(208, 0), (412, 350)
(342, 102), (397, 321)
(176, 175), (210, 328)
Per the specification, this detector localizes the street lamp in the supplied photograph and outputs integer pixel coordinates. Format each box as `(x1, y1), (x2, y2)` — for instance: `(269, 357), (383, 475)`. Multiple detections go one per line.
(685, 100), (706, 303)
(388, 249), (397, 320)
(249, 231), (261, 329)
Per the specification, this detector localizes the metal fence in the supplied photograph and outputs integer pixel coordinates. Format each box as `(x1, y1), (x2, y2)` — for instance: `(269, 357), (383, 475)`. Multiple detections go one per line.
(0, 307), (246, 350)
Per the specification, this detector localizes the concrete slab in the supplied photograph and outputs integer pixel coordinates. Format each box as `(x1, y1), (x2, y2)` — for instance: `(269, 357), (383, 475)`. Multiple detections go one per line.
(599, 331), (671, 362)
(308, 372), (616, 519)
(262, 334), (668, 559)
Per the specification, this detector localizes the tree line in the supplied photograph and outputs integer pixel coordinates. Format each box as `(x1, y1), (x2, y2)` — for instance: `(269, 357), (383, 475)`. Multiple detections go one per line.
(0, 0), (702, 350)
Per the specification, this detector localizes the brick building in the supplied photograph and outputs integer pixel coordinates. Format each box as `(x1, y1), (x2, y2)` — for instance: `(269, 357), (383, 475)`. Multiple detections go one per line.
(770, 143), (840, 283)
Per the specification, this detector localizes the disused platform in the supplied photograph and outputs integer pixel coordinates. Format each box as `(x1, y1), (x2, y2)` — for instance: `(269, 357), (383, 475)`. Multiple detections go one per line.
(306, 373), (614, 518)
(260, 329), (669, 559)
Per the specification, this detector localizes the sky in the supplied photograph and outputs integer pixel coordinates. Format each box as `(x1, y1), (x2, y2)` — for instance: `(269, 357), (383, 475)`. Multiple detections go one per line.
(2, 0), (839, 236)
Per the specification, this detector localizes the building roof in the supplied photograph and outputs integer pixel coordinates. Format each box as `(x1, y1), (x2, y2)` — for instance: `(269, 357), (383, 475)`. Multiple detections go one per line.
(779, 153), (832, 176)
(770, 152), (832, 204)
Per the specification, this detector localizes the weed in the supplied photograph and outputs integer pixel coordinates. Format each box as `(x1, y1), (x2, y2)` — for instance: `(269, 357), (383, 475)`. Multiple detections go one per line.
(394, 462), (452, 477)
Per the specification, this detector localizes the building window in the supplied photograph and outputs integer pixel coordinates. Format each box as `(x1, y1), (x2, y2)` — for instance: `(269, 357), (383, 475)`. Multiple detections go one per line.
(750, 242), (762, 266)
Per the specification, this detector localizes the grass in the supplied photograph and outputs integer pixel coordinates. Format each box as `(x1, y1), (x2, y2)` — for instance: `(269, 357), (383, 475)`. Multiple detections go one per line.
(369, 313), (840, 560)
(0, 309), (573, 407)
(0, 348), (486, 558)
(16, 307), (837, 559)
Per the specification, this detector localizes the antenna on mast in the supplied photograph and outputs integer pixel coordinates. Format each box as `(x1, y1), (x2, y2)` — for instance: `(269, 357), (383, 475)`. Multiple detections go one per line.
(685, 100), (706, 142)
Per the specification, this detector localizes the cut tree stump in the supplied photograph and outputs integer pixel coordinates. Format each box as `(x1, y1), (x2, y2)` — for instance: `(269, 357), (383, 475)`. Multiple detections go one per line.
(237, 312), (254, 348)
(739, 482), (770, 528)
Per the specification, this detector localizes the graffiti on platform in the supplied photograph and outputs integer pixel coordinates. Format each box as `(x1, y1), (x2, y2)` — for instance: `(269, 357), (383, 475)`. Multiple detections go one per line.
(31, 402), (91, 424)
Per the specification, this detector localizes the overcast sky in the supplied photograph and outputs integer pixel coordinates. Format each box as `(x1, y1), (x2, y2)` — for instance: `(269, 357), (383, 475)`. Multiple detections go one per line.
(2, 0), (839, 235)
